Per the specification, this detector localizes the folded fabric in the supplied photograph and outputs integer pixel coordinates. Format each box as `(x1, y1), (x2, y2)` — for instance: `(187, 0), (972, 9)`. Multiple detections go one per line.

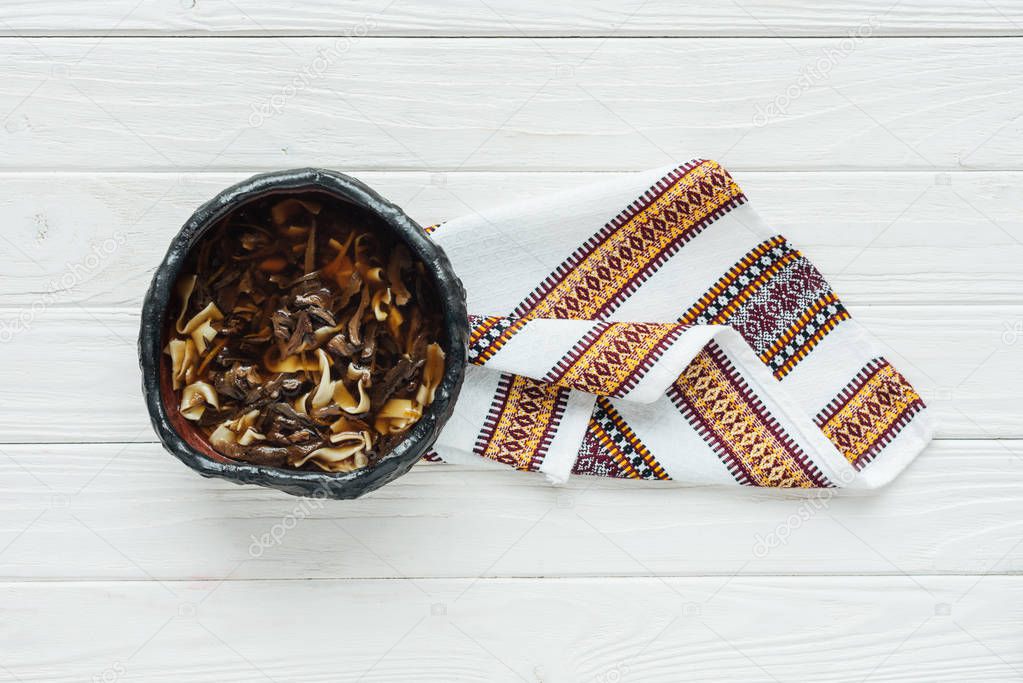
(425, 159), (933, 488)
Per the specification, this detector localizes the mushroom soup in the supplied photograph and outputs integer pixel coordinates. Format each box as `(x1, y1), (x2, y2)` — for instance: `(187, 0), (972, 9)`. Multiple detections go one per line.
(165, 194), (445, 473)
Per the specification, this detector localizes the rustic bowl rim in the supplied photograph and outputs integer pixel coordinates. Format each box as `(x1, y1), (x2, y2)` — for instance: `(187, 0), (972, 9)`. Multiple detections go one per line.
(138, 168), (468, 499)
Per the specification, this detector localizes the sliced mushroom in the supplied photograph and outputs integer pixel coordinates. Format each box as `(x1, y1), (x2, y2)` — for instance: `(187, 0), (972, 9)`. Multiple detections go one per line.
(326, 331), (359, 359)
(369, 356), (420, 407)
(280, 310), (315, 356)
(347, 287), (371, 346)
(167, 193), (444, 472)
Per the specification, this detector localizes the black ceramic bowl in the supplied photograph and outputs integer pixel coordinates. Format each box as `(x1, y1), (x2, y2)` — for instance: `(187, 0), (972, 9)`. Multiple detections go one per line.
(139, 169), (468, 499)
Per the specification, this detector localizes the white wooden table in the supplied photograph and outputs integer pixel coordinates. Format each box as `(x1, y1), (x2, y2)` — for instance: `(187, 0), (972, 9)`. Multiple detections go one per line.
(2, 2), (1022, 680)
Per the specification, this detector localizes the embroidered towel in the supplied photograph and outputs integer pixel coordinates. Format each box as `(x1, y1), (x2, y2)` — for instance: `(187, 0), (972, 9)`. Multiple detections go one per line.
(426, 160), (933, 488)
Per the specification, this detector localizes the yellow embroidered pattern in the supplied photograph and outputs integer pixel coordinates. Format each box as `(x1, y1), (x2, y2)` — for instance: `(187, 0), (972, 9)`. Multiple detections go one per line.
(547, 322), (684, 397)
(476, 375), (568, 471)
(818, 362), (923, 466)
(673, 349), (821, 488)
(520, 160), (745, 321)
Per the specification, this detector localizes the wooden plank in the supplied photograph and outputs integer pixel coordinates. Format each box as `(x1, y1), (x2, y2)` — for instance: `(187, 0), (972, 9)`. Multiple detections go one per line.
(0, 304), (1012, 442)
(1, 1), (1022, 37)
(1, 38), (1021, 172)
(1, 577), (1020, 681)
(0, 304), (1016, 443)
(2, 170), (1021, 309)
(0, 440), (1021, 580)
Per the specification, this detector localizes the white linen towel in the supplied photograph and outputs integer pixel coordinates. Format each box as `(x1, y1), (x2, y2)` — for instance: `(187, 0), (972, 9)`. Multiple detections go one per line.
(426, 159), (933, 488)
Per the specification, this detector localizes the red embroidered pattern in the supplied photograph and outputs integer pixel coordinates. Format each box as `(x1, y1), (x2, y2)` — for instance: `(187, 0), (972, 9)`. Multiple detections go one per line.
(682, 236), (850, 380)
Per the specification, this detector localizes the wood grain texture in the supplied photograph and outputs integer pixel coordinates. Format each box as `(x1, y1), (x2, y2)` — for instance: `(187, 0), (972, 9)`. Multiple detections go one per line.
(2, 38), (1021, 172)
(1, 577), (1021, 682)
(1, 8), (1020, 676)
(1, 0), (1022, 36)
(0, 305), (1017, 443)
(0, 441), (1021, 580)
(3, 170), (1022, 308)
